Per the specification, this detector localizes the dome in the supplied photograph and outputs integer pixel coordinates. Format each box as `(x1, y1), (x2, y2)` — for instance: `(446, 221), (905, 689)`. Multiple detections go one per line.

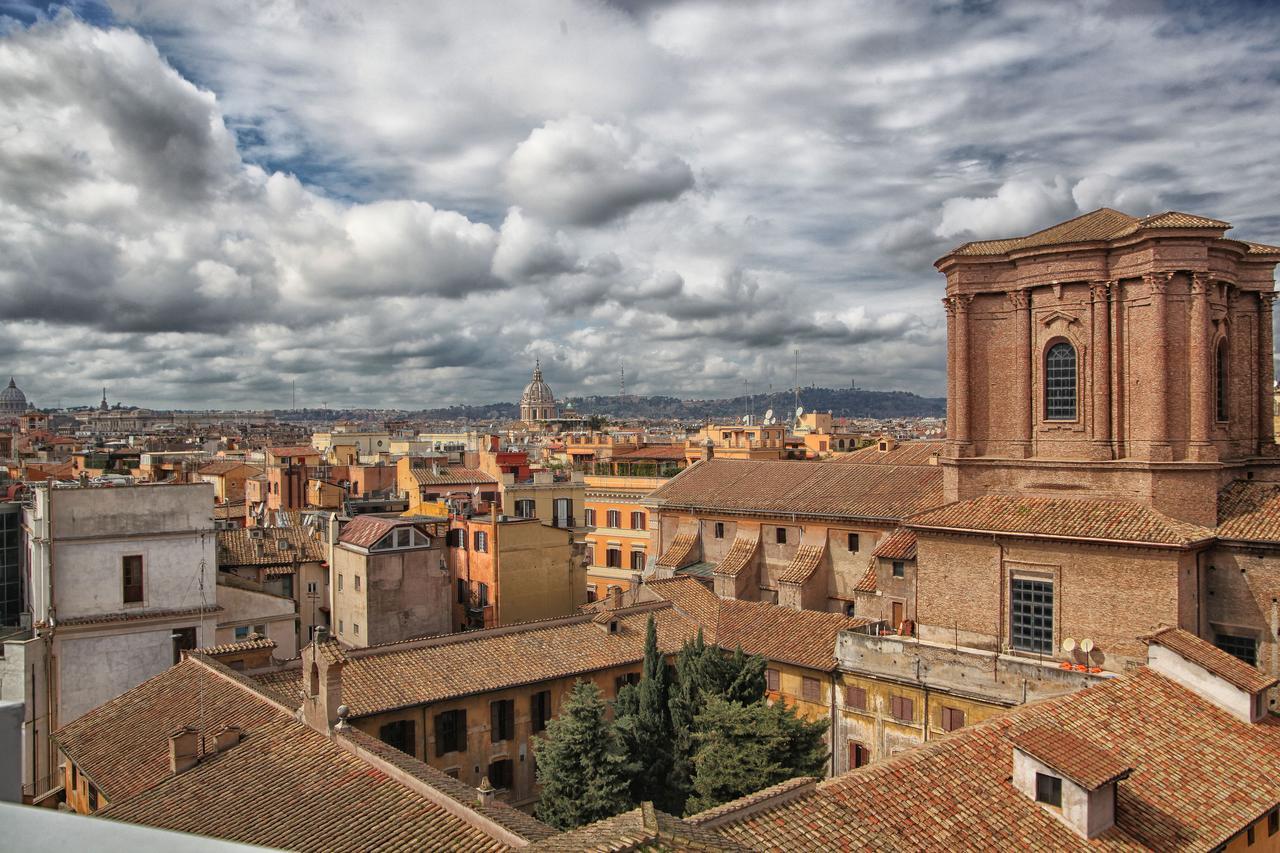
(520, 362), (556, 407)
(0, 378), (26, 417)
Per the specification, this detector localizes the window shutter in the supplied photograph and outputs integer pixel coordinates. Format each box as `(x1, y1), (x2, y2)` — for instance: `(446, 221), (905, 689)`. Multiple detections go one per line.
(457, 710), (466, 753)
(435, 713), (447, 757)
(902, 697), (914, 721)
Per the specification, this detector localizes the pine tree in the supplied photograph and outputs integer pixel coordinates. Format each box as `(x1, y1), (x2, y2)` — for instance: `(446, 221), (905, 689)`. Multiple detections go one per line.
(533, 679), (632, 830)
(615, 614), (676, 811)
(686, 695), (829, 813)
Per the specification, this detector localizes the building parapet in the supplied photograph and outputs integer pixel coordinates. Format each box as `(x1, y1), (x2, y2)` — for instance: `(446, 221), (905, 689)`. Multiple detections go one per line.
(836, 628), (1110, 707)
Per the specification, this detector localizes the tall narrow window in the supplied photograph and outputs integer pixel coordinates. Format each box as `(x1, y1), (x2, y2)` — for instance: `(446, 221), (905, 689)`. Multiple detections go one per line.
(122, 555), (144, 603)
(1011, 578), (1054, 654)
(1216, 338), (1229, 422)
(1044, 342), (1077, 420)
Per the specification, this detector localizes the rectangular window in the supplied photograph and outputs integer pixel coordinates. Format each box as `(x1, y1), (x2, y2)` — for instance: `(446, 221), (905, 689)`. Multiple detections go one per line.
(630, 511), (645, 530)
(171, 626), (197, 665)
(354, 575), (361, 591)
(490, 699), (515, 742)
(338, 574), (344, 591)
(434, 709), (467, 756)
(714, 522), (725, 539)
(614, 672), (640, 695)
(584, 508), (596, 526)
(890, 695), (914, 722)
(801, 677), (821, 702)
(607, 510), (621, 528)
(477, 582), (489, 607)
(1035, 772), (1062, 808)
(235, 625), (250, 640)
(766, 668), (780, 692)
(606, 548), (622, 568)
(307, 581), (318, 594)
(553, 498), (572, 528)
(353, 622), (359, 635)
(457, 578), (467, 604)
(379, 719), (416, 756)
(339, 619), (344, 633)
(122, 555), (144, 603)
(630, 550), (646, 571)
(586, 585), (597, 603)
(892, 561), (905, 578)
(1010, 578), (1053, 655)
(941, 706), (965, 732)
(847, 533), (859, 551)
(487, 758), (514, 790)
(849, 741), (870, 769)
(845, 685), (867, 711)
(515, 499), (536, 518)
(531, 690), (552, 734)
(1214, 633), (1258, 667)
(776, 527), (787, 545)
(474, 530), (488, 552)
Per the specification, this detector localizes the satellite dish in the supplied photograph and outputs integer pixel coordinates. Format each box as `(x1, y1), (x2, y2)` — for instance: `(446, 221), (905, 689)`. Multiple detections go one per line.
(764, 409), (774, 421)
(1061, 638), (1077, 654)
(742, 415), (749, 424)
(1079, 638), (1094, 653)
(795, 406), (805, 419)
(472, 486), (481, 500)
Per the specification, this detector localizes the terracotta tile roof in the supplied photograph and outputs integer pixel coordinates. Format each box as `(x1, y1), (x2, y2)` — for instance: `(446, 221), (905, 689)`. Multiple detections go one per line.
(1146, 627), (1277, 693)
(872, 527), (917, 560)
(656, 532), (699, 568)
(267, 444), (320, 458)
(948, 207), (1231, 257)
(528, 801), (746, 851)
(609, 445), (689, 461)
(212, 500), (247, 520)
(647, 458), (943, 521)
(702, 666), (1280, 851)
(713, 532), (759, 578)
(908, 495), (1214, 547)
(1216, 480), (1280, 542)
(253, 607), (701, 717)
(192, 634), (276, 657)
(1010, 726), (1133, 790)
(337, 514), (401, 547)
(1245, 241), (1280, 255)
(197, 461), (262, 476)
(56, 604), (222, 627)
(217, 524), (324, 566)
(645, 578), (870, 671)
(777, 543), (825, 584)
(853, 561), (878, 593)
(407, 464), (497, 486)
(63, 658), (514, 851)
(835, 440), (943, 466)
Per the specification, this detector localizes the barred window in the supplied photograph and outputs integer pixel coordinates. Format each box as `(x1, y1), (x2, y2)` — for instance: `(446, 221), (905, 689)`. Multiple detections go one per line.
(1216, 339), (1229, 422)
(1011, 579), (1053, 654)
(1044, 342), (1077, 420)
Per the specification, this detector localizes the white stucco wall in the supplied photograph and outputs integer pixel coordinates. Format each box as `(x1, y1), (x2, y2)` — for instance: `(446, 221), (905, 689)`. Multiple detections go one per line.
(1012, 748), (1109, 839)
(57, 626), (202, 723)
(1148, 644), (1257, 722)
(215, 583), (298, 659)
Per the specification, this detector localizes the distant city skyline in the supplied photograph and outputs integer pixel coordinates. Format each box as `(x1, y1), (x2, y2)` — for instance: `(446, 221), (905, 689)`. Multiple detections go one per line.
(1, 1), (1279, 409)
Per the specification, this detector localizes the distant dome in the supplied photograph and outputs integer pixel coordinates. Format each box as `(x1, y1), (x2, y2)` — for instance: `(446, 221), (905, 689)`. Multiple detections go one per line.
(0, 378), (26, 417)
(519, 360), (559, 423)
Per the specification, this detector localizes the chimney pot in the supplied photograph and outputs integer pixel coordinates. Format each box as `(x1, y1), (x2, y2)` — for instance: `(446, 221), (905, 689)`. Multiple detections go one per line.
(477, 776), (496, 808)
(168, 726), (200, 774)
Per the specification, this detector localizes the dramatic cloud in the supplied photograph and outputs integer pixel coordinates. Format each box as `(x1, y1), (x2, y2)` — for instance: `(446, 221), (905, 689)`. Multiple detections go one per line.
(1, 1), (1279, 408)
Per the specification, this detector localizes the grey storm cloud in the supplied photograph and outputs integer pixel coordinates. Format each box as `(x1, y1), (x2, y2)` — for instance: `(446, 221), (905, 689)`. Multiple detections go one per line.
(1, 1), (1279, 409)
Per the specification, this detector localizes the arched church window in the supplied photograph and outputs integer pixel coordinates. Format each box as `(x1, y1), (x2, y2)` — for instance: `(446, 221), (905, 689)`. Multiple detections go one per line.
(1044, 342), (1077, 421)
(1216, 339), (1229, 422)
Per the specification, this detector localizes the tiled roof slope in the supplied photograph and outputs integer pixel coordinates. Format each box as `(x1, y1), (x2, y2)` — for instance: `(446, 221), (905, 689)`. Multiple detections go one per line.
(777, 543), (825, 584)
(1010, 727), (1132, 790)
(1146, 627), (1277, 693)
(949, 207), (1231, 257)
(528, 801), (747, 851)
(872, 527), (917, 560)
(713, 532), (759, 578)
(647, 459), (942, 521)
(853, 561), (878, 593)
(407, 465), (497, 485)
(645, 577), (870, 671)
(1216, 480), (1280, 542)
(192, 634), (276, 656)
(699, 667), (1280, 851)
(217, 524), (324, 566)
(197, 461), (262, 476)
(656, 532), (699, 568)
(835, 441), (943, 466)
(908, 495), (1213, 546)
(338, 513), (413, 548)
(254, 607), (701, 717)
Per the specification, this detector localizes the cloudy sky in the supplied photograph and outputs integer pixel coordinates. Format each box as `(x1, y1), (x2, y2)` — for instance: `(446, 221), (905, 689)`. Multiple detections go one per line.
(2, 1), (1279, 410)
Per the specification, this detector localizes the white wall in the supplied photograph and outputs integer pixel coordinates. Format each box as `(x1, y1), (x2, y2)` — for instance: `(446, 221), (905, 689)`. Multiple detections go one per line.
(57, 627), (192, 723)
(1148, 643), (1258, 722)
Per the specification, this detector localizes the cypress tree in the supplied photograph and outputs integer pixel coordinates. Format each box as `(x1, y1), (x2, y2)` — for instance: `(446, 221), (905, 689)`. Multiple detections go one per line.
(615, 614), (676, 811)
(533, 679), (632, 830)
(686, 695), (830, 813)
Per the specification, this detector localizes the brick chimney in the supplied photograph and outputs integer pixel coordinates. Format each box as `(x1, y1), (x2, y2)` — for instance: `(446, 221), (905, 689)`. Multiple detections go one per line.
(212, 724), (242, 753)
(302, 626), (347, 733)
(701, 438), (715, 462)
(169, 726), (200, 774)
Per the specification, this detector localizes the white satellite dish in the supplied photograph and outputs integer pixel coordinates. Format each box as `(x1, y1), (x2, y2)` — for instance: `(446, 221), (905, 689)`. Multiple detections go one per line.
(764, 408), (774, 421)
(795, 406), (805, 419)
(1079, 638), (1094, 653)
(742, 415), (750, 424)
(1061, 638), (1076, 654)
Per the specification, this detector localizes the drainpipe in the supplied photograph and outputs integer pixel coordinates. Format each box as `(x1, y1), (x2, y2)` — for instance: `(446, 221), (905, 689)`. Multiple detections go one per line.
(994, 536), (1005, 677)
(829, 670), (838, 777)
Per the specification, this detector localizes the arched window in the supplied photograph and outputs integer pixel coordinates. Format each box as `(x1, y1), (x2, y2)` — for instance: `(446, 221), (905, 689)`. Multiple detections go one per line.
(1216, 339), (1229, 422)
(309, 662), (320, 697)
(1044, 342), (1077, 421)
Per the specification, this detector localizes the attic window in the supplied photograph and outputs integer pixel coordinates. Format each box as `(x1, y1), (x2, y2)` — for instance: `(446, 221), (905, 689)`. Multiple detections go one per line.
(608, 619), (620, 634)
(1035, 773), (1062, 808)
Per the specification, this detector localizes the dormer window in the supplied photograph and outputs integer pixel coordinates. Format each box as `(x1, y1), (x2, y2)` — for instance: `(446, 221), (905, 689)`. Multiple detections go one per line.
(1011, 727), (1131, 839)
(1035, 773), (1062, 808)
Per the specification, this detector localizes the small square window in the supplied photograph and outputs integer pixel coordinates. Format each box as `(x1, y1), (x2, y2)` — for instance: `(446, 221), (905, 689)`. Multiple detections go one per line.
(845, 685), (867, 711)
(776, 527), (788, 545)
(1035, 773), (1062, 808)
(847, 533), (859, 551)
(892, 561), (905, 578)
(802, 677), (821, 702)
(714, 522), (725, 539)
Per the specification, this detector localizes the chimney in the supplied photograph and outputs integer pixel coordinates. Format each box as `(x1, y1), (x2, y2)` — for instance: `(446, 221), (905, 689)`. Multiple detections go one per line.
(610, 586), (623, 610)
(701, 438), (715, 462)
(476, 776), (496, 809)
(169, 726), (200, 774)
(302, 628), (346, 733)
(212, 725), (242, 753)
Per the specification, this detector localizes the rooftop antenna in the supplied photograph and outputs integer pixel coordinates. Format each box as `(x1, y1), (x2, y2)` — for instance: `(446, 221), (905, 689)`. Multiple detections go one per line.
(793, 349), (800, 418)
(619, 362), (625, 399)
(292, 380), (296, 411)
